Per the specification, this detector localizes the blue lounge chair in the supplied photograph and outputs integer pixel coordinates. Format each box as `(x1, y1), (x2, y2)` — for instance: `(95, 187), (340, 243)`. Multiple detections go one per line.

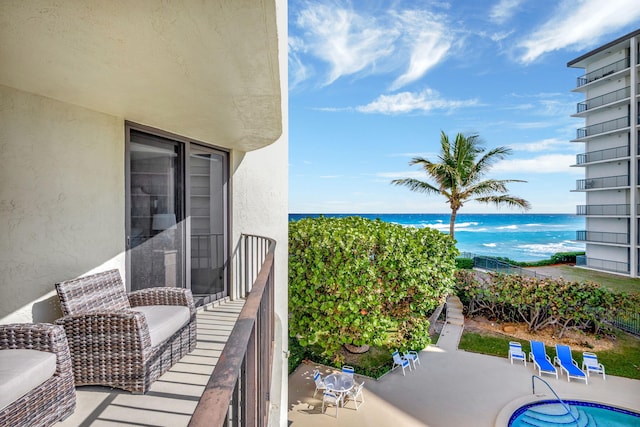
(554, 344), (587, 384)
(529, 340), (558, 379)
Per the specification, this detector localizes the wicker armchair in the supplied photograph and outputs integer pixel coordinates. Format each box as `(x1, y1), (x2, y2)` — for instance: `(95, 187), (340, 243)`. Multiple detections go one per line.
(55, 269), (197, 394)
(0, 323), (76, 427)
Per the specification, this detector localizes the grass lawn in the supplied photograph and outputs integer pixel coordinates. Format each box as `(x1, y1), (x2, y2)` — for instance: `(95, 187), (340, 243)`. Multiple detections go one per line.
(459, 266), (640, 380)
(459, 329), (640, 380)
(532, 265), (640, 294)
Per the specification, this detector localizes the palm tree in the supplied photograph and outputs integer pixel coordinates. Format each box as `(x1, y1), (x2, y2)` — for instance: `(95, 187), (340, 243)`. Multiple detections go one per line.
(391, 131), (531, 239)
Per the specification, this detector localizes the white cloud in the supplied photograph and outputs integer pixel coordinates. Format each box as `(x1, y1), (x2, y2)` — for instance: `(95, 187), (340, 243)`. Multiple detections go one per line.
(356, 88), (478, 115)
(295, 3), (396, 86)
(291, 3), (455, 89)
(493, 154), (580, 174)
(377, 171), (426, 180)
(517, 0), (640, 63)
(489, 0), (525, 24)
(509, 138), (569, 152)
(389, 10), (453, 89)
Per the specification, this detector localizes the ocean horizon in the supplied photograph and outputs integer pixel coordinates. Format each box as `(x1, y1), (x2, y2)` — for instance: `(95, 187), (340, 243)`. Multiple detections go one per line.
(288, 213), (585, 262)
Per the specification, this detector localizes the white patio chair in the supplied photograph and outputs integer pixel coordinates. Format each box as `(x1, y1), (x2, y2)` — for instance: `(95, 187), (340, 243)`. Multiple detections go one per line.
(582, 351), (606, 380)
(508, 341), (526, 366)
(392, 350), (411, 375)
(312, 369), (327, 397)
(344, 381), (365, 410)
(341, 365), (355, 377)
(404, 350), (421, 369)
(322, 391), (342, 417)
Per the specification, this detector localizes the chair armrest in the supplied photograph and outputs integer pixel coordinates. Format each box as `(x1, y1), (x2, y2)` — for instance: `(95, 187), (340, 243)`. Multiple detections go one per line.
(0, 323), (72, 377)
(56, 311), (152, 361)
(128, 288), (195, 315)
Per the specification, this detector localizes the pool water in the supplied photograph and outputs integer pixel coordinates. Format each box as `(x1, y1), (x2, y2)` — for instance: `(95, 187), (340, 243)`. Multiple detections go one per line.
(509, 400), (640, 426)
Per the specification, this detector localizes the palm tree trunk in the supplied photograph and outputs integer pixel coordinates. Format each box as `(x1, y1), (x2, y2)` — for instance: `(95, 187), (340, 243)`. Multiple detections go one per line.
(449, 208), (458, 240)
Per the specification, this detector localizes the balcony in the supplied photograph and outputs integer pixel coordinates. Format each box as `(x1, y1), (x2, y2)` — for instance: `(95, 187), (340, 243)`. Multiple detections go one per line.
(575, 175), (629, 191)
(58, 234), (276, 427)
(576, 57), (630, 87)
(576, 255), (630, 274)
(576, 204), (630, 216)
(576, 86), (630, 113)
(576, 230), (629, 245)
(575, 145), (629, 165)
(575, 116), (629, 139)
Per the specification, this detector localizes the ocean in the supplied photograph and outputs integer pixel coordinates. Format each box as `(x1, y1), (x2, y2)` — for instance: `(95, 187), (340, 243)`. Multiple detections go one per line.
(288, 213), (586, 262)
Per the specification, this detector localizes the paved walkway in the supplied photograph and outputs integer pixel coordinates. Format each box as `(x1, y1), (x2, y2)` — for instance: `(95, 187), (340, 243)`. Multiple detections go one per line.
(287, 295), (640, 427)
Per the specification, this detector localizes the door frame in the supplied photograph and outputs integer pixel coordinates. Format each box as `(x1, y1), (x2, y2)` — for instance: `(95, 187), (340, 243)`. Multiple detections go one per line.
(125, 122), (230, 303)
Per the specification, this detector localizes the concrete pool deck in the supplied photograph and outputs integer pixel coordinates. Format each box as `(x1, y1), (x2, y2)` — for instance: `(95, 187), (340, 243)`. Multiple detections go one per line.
(287, 301), (640, 426)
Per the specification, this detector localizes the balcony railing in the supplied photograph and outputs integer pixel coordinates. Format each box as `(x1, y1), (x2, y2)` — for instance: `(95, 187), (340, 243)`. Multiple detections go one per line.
(576, 230), (629, 244)
(577, 86), (630, 113)
(576, 204), (630, 216)
(576, 57), (630, 87)
(576, 255), (630, 274)
(575, 145), (629, 164)
(190, 234), (275, 427)
(576, 116), (629, 139)
(575, 175), (629, 190)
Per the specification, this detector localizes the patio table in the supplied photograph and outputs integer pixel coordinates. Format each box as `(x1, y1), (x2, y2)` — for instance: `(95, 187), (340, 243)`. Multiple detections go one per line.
(324, 373), (354, 407)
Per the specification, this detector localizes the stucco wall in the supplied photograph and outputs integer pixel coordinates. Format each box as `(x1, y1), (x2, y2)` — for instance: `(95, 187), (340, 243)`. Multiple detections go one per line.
(0, 85), (125, 323)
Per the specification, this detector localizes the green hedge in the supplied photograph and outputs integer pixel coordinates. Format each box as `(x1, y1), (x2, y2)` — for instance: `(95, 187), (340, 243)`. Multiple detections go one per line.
(289, 216), (458, 363)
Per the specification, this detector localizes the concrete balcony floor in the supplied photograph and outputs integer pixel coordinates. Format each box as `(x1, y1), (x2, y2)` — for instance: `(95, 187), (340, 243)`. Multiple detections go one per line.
(57, 299), (244, 427)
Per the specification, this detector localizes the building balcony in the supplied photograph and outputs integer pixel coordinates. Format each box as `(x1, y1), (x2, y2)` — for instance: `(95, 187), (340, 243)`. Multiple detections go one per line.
(575, 145), (629, 165)
(574, 175), (629, 191)
(576, 230), (629, 245)
(57, 234), (276, 427)
(576, 204), (630, 216)
(576, 57), (630, 87)
(576, 255), (630, 274)
(576, 86), (630, 114)
(575, 116), (630, 140)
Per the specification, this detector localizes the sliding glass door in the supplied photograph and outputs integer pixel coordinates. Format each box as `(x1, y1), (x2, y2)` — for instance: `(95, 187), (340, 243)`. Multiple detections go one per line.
(190, 146), (227, 301)
(126, 126), (228, 303)
(128, 130), (184, 290)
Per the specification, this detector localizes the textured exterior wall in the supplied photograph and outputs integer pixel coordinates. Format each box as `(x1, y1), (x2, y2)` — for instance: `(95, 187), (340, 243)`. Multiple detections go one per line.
(0, 85), (125, 323)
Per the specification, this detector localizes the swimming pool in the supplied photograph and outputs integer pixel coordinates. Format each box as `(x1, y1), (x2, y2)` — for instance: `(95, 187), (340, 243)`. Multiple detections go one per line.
(508, 400), (640, 426)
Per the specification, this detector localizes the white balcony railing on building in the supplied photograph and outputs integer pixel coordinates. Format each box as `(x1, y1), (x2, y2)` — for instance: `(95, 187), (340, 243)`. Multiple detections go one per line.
(576, 255), (630, 274)
(576, 230), (629, 245)
(575, 145), (629, 164)
(576, 57), (630, 87)
(575, 175), (629, 190)
(576, 116), (629, 139)
(576, 204), (630, 216)
(576, 86), (630, 113)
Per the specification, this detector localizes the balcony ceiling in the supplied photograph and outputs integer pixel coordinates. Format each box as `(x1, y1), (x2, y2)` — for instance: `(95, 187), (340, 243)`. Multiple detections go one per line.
(0, 0), (282, 151)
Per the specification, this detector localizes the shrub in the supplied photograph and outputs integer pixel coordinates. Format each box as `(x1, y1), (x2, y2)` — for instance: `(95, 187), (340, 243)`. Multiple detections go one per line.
(289, 216), (458, 362)
(456, 257), (474, 269)
(454, 271), (636, 338)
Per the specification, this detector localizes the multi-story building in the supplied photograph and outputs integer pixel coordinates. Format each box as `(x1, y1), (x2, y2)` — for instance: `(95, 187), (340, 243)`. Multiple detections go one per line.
(568, 29), (640, 278)
(1, 1), (288, 425)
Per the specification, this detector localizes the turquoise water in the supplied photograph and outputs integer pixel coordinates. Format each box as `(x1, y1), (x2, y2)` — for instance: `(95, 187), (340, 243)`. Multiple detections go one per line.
(289, 213), (585, 262)
(509, 400), (640, 426)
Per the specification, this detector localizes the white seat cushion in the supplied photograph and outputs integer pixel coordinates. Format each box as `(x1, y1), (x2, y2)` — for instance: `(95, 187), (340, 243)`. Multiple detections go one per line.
(0, 349), (56, 411)
(134, 305), (191, 347)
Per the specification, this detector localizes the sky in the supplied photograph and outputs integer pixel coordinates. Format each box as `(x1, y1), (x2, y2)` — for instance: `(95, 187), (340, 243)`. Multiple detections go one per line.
(288, 0), (640, 214)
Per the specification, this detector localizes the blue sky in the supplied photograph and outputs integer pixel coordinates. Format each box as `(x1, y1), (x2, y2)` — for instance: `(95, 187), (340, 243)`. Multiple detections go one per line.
(288, 0), (640, 214)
